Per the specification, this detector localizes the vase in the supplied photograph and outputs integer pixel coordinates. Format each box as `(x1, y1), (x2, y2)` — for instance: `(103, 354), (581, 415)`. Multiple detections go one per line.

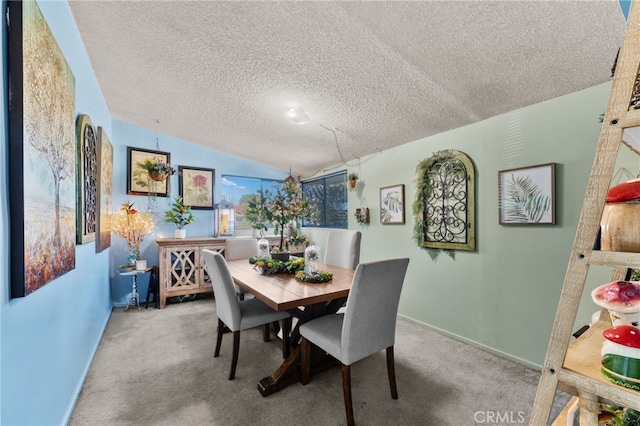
(127, 244), (140, 266)
(257, 238), (269, 257)
(304, 243), (321, 276)
(175, 229), (186, 239)
(600, 202), (640, 252)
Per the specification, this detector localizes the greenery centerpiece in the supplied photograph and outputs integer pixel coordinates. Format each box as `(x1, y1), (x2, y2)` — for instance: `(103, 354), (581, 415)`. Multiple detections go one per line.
(246, 179), (316, 258)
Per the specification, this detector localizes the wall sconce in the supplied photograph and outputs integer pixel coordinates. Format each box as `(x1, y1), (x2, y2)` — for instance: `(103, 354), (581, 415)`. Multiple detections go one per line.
(214, 198), (235, 237)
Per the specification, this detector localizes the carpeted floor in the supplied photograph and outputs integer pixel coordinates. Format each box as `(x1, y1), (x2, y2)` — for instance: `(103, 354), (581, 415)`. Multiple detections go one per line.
(69, 298), (568, 426)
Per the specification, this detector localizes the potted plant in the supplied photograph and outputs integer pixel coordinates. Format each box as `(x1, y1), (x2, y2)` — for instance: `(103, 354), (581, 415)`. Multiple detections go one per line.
(286, 233), (309, 254)
(165, 196), (194, 238)
(254, 179), (316, 260)
(138, 159), (177, 181)
(348, 172), (358, 190)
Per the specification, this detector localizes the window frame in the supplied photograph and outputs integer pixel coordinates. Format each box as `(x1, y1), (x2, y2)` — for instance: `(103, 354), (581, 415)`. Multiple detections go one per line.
(301, 170), (348, 229)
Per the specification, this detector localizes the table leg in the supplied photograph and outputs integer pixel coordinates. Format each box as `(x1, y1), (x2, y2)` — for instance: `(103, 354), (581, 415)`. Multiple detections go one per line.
(124, 274), (140, 312)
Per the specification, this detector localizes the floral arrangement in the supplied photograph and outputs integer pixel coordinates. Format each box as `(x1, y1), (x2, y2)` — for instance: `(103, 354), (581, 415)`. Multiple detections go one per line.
(164, 196), (194, 229)
(249, 256), (304, 274)
(286, 234), (308, 246)
(111, 201), (154, 260)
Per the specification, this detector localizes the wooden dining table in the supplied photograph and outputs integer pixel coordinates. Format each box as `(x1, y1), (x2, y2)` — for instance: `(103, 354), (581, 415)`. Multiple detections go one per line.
(226, 258), (355, 396)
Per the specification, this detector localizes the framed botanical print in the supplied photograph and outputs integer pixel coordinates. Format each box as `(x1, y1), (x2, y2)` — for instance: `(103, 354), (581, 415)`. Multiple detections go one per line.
(380, 184), (405, 224)
(127, 147), (171, 197)
(179, 166), (215, 209)
(498, 163), (556, 225)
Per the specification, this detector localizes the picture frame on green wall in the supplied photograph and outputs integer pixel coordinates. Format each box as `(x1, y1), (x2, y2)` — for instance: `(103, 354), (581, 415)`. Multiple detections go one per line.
(8, 0), (77, 297)
(498, 162), (556, 225)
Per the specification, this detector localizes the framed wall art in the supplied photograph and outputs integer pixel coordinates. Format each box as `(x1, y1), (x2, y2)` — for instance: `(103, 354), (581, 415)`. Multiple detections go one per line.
(96, 127), (113, 253)
(127, 147), (171, 197)
(8, 0), (77, 297)
(498, 162), (556, 225)
(179, 166), (215, 209)
(76, 114), (97, 244)
(380, 184), (405, 224)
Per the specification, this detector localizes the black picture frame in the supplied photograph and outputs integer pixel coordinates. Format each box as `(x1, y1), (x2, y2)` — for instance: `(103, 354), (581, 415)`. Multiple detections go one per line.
(126, 147), (171, 197)
(8, 0), (77, 297)
(179, 166), (215, 210)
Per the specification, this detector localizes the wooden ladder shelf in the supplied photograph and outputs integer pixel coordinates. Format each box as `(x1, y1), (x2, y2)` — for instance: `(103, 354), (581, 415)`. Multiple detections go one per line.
(531, 4), (640, 425)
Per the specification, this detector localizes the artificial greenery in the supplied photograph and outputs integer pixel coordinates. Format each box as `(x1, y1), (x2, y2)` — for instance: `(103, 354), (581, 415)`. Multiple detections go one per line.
(249, 256), (305, 274)
(137, 159), (176, 176)
(286, 234), (308, 245)
(295, 270), (333, 283)
(348, 172), (358, 181)
(164, 196), (194, 229)
(245, 179), (316, 251)
(413, 150), (460, 261)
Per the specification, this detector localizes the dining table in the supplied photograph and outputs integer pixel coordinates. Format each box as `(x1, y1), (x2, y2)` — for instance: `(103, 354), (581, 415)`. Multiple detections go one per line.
(225, 258), (355, 396)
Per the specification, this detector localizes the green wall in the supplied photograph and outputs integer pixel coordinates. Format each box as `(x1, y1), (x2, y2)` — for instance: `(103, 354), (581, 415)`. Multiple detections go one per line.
(314, 82), (614, 368)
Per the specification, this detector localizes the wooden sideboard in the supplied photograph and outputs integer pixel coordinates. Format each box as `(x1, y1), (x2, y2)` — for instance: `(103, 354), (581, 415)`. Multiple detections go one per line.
(156, 236), (281, 308)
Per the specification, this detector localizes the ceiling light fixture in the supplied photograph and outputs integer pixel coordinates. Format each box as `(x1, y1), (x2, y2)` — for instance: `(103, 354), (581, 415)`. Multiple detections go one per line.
(284, 108), (310, 125)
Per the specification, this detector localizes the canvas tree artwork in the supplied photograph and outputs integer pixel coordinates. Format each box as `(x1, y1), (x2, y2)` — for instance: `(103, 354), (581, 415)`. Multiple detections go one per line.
(9, 0), (77, 297)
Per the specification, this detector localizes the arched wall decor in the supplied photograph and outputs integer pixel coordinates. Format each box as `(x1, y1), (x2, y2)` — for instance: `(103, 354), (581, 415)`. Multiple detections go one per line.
(413, 149), (476, 260)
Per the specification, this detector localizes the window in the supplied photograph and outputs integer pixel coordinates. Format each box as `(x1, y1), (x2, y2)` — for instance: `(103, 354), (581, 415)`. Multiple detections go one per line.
(302, 171), (347, 228)
(221, 175), (282, 229)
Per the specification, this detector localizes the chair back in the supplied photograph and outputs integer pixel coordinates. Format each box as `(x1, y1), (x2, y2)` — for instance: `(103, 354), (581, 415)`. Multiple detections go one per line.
(202, 249), (242, 330)
(225, 238), (258, 260)
(323, 230), (362, 269)
(341, 257), (410, 365)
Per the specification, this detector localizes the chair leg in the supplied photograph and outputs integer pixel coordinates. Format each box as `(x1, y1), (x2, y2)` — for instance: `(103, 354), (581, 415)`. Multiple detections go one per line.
(214, 318), (224, 357)
(386, 346), (398, 399)
(263, 324), (270, 342)
(300, 337), (311, 385)
(342, 364), (355, 426)
(282, 317), (291, 358)
(229, 330), (240, 380)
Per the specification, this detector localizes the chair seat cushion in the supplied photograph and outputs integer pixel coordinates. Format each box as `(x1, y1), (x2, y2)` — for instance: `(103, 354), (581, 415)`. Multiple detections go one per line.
(299, 313), (344, 362)
(237, 298), (290, 331)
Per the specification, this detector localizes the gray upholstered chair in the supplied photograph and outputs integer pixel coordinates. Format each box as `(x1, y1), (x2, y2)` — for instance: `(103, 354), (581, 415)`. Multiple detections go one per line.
(224, 238), (258, 300)
(299, 257), (410, 426)
(323, 229), (362, 269)
(201, 249), (291, 380)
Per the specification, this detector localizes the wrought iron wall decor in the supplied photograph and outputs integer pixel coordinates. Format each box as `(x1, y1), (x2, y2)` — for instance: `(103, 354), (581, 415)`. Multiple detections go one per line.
(413, 150), (476, 259)
(76, 114), (97, 244)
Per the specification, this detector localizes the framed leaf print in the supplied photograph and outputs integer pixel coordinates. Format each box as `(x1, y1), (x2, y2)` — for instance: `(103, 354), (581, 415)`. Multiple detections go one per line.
(498, 163), (556, 225)
(179, 166), (214, 209)
(380, 184), (405, 224)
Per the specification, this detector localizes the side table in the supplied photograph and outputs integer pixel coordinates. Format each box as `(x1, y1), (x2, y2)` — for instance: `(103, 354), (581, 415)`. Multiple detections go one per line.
(118, 268), (151, 311)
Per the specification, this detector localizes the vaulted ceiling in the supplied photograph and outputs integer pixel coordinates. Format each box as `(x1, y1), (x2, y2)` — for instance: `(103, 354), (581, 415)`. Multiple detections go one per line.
(68, 1), (627, 177)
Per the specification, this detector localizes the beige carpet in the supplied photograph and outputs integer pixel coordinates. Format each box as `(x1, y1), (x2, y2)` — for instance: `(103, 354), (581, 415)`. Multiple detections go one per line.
(69, 298), (564, 426)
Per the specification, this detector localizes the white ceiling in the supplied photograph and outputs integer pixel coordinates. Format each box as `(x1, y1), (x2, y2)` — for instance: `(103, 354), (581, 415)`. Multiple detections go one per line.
(68, 1), (627, 177)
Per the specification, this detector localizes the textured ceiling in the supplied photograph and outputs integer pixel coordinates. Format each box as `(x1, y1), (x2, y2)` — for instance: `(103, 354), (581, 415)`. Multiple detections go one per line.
(68, 1), (627, 177)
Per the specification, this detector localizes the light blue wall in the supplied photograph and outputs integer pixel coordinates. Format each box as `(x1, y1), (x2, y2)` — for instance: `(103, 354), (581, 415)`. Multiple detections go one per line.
(109, 120), (289, 305)
(0, 2), (289, 424)
(1, 1), (113, 425)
